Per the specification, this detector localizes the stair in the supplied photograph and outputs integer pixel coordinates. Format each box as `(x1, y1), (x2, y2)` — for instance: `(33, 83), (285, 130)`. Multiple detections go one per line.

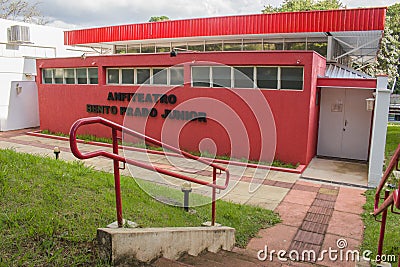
(152, 249), (266, 267)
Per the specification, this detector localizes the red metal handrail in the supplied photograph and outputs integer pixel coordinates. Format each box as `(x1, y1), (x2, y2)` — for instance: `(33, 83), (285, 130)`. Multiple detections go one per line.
(69, 117), (230, 227)
(372, 143), (400, 265)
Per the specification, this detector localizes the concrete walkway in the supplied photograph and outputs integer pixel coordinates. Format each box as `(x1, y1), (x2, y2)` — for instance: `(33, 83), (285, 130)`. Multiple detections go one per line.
(0, 128), (368, 266)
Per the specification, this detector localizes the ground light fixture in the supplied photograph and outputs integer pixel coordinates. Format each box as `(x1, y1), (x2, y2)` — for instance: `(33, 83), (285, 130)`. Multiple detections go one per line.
(181, 182), (192, 212)
(53, 146), (60, 160)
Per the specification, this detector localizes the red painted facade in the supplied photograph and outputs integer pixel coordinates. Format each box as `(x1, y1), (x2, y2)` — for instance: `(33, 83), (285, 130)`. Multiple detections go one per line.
(37, 51), (326, 165)
(64, 8), (386, 45)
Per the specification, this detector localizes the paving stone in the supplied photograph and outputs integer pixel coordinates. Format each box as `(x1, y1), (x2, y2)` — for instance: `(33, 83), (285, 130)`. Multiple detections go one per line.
(308, 206), (334, 216)
(282, 189), (317, 206)
(300, 221), (328, 234)
(326, 211), (364, 241)
(319, 234), (362, 267)
(315, 193), (337, 202)
(293, 230), (324, 245)
(275, 202), (309, 227)
(292, 184), (320, 192)
(320, 184), (340, 190)
(246, 224), (298, 252)
(304, 212), (331, 225)
(318, 187), (339, 196)
(288, 240), (321, 262)
(312, 199), (336, 209)
(334, 187), (366, 214)
(273, 181), (294, 189)
(262, 179), (276, 186)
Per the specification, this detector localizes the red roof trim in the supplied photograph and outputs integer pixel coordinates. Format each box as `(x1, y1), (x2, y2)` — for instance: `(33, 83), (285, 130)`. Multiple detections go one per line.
(64, 7), (386, 45)
(317, 77), (377, 89)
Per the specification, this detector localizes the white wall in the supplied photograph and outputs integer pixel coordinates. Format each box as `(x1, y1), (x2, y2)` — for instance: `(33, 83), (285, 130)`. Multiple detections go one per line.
(0, 18), (92, 131)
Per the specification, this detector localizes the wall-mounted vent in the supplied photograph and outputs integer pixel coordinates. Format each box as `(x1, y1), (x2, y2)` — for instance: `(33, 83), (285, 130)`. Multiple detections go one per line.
(8, 25), (30, 43)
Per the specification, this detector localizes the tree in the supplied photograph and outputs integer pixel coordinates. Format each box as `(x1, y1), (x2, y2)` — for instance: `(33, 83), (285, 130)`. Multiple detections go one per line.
(0, 0), (47, 24)
(149, 16), (170, 22)
(262, 0), (400, 92)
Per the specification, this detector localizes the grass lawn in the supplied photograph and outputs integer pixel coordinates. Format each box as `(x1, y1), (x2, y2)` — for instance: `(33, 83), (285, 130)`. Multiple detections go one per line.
(361, 124), (400, 266)
(0, 149), (280, 266)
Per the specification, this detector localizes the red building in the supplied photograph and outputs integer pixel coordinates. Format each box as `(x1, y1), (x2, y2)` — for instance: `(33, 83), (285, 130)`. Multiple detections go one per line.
(36, 8), (390, 186)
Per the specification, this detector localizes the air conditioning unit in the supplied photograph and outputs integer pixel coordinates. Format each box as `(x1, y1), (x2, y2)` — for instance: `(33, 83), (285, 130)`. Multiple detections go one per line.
(8, 25), (30, 43)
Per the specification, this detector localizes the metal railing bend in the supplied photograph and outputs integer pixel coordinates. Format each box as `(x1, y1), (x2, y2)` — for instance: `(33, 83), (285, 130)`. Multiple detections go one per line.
(372, 143), (400, 265)
(69, 117), (230, 227)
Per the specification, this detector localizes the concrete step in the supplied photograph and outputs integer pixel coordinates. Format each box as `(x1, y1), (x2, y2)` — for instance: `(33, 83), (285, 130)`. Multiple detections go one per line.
(178, 250), (262, 267)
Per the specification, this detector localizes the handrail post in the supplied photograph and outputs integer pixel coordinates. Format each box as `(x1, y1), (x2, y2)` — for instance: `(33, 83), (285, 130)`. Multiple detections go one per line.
(212, 167), (216, 226)
(112, 128), (123, 228)
(377, 190), (390, 263)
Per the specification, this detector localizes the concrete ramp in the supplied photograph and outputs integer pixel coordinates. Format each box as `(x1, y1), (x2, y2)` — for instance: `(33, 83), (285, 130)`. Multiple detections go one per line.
(97, 226), (235, 265)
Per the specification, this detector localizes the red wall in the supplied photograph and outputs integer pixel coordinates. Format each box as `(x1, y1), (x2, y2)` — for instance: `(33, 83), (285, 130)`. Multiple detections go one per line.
(37, 51), (326, 165)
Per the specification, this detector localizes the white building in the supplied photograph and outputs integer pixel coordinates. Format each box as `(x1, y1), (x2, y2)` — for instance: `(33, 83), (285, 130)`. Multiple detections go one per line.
(0, 18), (91, 131)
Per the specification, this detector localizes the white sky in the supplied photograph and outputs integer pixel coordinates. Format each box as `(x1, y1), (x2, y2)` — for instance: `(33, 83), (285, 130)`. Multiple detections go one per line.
(25, 0), (400, 29)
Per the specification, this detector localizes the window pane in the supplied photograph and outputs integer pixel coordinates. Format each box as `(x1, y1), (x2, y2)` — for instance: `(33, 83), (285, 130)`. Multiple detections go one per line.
(107, 69), (119, 84)
(243, 39), (263, 51)
(43, 69), (53, 84)
(156, 43), (171, 53)
(234, 67), (254, 88)
(192, 67), (210, 87)
(264, 41), (283, 50)
(137, 69), (150, 84)
(127, 45), (140, 53)
(153, 68), (167, 85)
(88, 68), (98, 84)
(115, 45), (126, 54)
(205, 41), (222, 51)
(187, 41), (204, 52)
(141, 44), (155, 53)
(223, 40), (242, 51)
(64, 69), (75, 84)
(170, 67), (184, 86)
(76, 68), (88, 84)
(281, 67), (303, 90)
(121, 69), (134, 84)
(307, 42), (327, 57)
(53, 69), (63, 84)
(212, 66), (231, 88)
(257, 67), (278, 89)
(285, 42), (306, 50)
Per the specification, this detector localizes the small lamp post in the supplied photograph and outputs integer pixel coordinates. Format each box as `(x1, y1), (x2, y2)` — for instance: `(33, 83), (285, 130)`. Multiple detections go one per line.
(181, 182), (192, 212)
(366, 98), (375, 111)
(53, 146), (60, 160)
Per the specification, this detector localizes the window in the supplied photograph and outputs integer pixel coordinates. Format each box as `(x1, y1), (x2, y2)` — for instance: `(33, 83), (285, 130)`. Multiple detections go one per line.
(170, 67), (184, 86)
(205, 41), (222, 51)
(234, 67), (254, 88)
(53, 69), (63, 84)
(141, 44), (156, 53)
(212, 66), (231, 88)
(88, 68), (98, 84)
(192, 67), (210, 87)
(107, 69), (119, 84)
(257, 67), (278, 89)
(64, 69), (75, 84)
(137, 68), (150, 84)
(127, 44), (140, 54)
(43, 69), (53, 84)
(42, 68), (98, 85)
(281, 67), (303, 90)
(121, 69), (134, 84)
(153, 68), (167, 85)
(243, 39), (263, 51)
(223, 40), (242, 51)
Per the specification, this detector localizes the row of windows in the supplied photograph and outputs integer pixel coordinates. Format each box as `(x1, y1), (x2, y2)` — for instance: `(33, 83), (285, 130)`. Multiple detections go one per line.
(191, 66), (303, 90)
(42, 66), (303, 90)
(43, 68), (98, 84)
(107, 67), (184, 86)
(115, 38), (327, 57)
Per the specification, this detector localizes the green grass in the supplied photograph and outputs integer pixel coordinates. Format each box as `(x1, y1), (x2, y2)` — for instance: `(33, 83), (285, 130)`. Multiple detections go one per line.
(40, 129), (299, 169)
(0, 149), (280, 266)
(361, 124), (400, 266)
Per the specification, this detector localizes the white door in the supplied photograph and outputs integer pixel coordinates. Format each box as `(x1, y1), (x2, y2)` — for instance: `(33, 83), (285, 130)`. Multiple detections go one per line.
(317, 88), (373, 161)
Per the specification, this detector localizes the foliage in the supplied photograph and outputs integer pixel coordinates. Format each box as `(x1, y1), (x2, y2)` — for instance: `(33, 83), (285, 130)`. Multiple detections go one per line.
(0, 149), (280, 265)
(262, 0), (345, 13)
(0, 0), (46, 24)
(149, 15), (170, 22)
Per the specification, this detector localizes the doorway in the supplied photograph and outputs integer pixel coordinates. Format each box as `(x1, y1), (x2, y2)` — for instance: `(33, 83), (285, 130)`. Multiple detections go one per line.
(317, 87), (374, 161)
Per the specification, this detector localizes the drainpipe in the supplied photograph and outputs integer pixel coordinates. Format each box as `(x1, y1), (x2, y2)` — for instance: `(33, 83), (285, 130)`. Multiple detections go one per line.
(368, 75), (391, 187)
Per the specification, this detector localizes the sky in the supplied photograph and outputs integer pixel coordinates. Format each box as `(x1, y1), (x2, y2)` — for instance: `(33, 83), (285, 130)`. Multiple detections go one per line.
(25, 0), (400, 29)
